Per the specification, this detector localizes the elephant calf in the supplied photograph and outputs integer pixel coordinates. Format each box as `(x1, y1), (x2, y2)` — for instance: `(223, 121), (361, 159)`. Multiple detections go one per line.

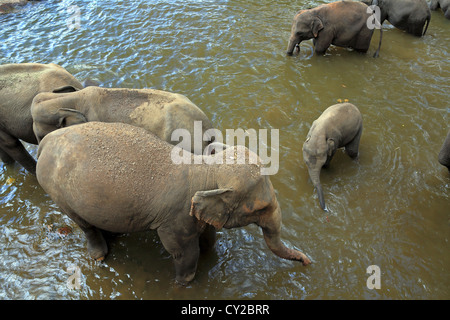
(438, 130), (450, 171)
(0, 63), (83, 174)
(36, 122), (311, 285)
(303, 103), (363, 211)
(31, 86), (213, 154)
(287, 1), (383, 57)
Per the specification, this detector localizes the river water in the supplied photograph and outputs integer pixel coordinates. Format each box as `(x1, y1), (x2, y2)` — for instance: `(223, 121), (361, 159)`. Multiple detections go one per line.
(0, 0), (449, 300)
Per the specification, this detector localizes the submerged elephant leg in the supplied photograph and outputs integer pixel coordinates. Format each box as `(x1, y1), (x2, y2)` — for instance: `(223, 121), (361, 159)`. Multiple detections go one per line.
(0, 147), (15, 165)
(345, 129), (362, 159)
(0, 131), (36, 174)
(59, 206), (108, 260)
(199, 224), (216, 253)
(157, 227), (200, 285)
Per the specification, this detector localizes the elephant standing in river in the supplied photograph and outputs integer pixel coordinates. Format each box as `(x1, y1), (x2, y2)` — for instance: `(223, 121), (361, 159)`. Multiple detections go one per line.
(430, 0), (450, 19)
(36, 122), (311, 285)
(287, 1), (383, 57)
(31, 86), (214, 154)
(438, 130), (450, 171)
(0, 63), (83, 174)
(303, 103), (363, 211)
(361, 0), (431, 36)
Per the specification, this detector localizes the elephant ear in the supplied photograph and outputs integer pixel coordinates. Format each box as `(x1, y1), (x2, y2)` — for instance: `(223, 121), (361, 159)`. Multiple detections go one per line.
(189, 188), (233, 229)
(52, 85), (80, 93)
(311, 17), (324, 38)
(57, 108), (88, 128)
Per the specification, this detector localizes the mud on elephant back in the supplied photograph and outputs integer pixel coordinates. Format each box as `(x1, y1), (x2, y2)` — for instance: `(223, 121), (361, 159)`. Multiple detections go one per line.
(36, 122), (311, 285)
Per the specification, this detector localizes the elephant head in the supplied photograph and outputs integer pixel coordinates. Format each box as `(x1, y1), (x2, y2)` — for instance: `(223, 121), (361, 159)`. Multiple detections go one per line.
(190, 146), (311, 265)
(31, 86), (86, 143)
(287, 9), (323, 55)
(302, 135), (336, 211)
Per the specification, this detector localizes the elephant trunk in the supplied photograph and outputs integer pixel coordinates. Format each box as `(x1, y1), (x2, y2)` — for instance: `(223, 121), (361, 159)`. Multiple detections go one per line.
(258, 205), (311, 265)
(286, 38), (299, 55)
(308, 167), (327, 211)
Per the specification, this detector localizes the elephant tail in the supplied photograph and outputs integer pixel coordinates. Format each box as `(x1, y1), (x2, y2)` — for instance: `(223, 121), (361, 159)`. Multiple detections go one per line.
(373, 26), (383, 58)
(422, 16), (430, 36)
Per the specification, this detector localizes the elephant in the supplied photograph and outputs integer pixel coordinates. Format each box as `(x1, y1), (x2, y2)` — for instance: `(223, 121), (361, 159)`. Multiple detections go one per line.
(286, 1), (383, 57)
(302, 103), (363, 211)
(31, 86), (214, 154)
(438, 130), (450, 171)
(430, 0), (450, 19)
(361, 0), (431, 36)
(0, 63), (84, 174)
(36, 121), (311, 285)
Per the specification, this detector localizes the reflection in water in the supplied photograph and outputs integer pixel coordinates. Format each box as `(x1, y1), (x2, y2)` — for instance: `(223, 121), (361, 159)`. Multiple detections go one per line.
(0, 0), (449, 299)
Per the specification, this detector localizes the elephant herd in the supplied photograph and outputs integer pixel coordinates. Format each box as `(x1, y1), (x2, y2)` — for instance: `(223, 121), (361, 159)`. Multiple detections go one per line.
(1, 1), (449, 286)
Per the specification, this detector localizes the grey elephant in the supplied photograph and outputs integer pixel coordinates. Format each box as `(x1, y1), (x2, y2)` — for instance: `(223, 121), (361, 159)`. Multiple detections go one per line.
(362, 0), (431, 36)
(438, 130), (450, 171)
(36, 121), (311, 285)
(0, 63), (83, 174)
(31, 86), (214, 154)
(286, 1), (383, 57)
(302, 103), (363, 211)
(430, 0), (450, 19)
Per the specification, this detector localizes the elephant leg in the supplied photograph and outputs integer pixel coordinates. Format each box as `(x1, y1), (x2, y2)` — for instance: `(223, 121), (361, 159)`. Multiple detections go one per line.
(59, 205), (108, 260)
(199, 224), (216, 253)
(345, 128), (362, 159)
(313, 33), (333, 55)
(157, 227), (200, 285)
(0, 130), (36, 174)
(0, 147), (15, 165)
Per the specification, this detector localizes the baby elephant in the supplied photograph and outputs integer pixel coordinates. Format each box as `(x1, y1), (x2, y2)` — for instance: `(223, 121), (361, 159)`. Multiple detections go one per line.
(303, 103), (363, 211)
(287, 1), (382, 57)
(36, 122), (311, 285)
(31, 86), (213, 154)
(438, 130), (450, 171)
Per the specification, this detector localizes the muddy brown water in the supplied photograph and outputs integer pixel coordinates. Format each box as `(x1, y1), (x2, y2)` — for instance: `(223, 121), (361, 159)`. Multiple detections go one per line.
(0, 0), (449, 300)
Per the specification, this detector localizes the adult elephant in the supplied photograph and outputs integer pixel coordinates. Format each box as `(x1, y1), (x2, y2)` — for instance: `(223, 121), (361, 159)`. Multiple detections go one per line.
(286, 1), (383, 57)
(438, 130), (450, 171)
(302, 103), (363, 211)
(430, 0), (450, 19)
(31, 86), (214, 154)
(0, 63), (84, 174)
(362, 0), (431, 36)
(36, 122), (311, 285)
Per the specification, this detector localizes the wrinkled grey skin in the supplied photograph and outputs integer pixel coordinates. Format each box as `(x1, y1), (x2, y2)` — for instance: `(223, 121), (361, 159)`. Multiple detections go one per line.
(430, 0), (450, 19)
(438, 130), (450, 171)
(31, 86), (214, 154)
(36, 122), (311, 285)
(287, 1), (382, 57)
(0, 63), (83, 174)
(362, 0), (431, 36)
(303, 103), (363, 211)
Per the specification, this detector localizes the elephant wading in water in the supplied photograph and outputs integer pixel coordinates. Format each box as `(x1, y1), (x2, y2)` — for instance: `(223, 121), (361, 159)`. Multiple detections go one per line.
(36, 122), (311, 285)
(286, 1), (383, 57)
(362, 0), (431, 36)
(31, 86), (214, 153)
(303, 103), (363, 211)
(430, 0), (450, 19)
(0, 63), (83, 174)
(438, 130), (450, 171)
